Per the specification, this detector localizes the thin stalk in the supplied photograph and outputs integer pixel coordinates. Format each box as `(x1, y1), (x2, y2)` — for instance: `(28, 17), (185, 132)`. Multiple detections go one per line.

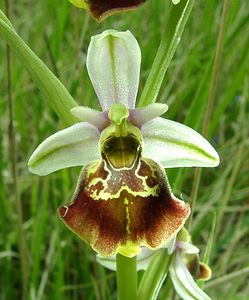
(137, 250), (172, 300)
(73, 10), (90, 100)
(0, 12), (77, 126)
(5, 1), (28, 299)
(205, 267), (249, 289)
(187, 0), (230, 229)
(36, 232), (57, 300)
(138, 0), (195, 107)
(202, 212), (216, 266)
(198, 212), (217, 289)
(43, 32), (59, 77)
(216, 142), (246, 234)
(203, 0), (230, 138)
(185, 168), (201, 229)
(116, 254), (137, 300)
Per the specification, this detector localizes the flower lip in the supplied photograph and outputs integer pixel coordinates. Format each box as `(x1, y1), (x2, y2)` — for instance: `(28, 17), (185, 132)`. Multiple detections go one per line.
(58, 157), (190, 257)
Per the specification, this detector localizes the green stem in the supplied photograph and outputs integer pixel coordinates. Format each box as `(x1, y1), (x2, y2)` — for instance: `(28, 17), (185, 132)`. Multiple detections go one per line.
(116, 254), (137, 300)
(202, 0), (230, 138)
(185, 167), (201, 229)
(137, 250), (172, 300)
(0, 11), (77, 126)
(138, 0), (195, 107)
(5, 2), (28, 299)
(187, 0), (230, 229)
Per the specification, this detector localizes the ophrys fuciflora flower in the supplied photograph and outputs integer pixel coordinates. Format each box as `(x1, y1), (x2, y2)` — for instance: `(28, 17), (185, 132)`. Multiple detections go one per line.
(28, 30), (219, 257)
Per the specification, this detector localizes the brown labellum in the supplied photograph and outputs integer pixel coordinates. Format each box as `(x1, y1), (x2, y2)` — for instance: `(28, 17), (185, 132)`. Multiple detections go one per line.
(58, 151), (190, 256)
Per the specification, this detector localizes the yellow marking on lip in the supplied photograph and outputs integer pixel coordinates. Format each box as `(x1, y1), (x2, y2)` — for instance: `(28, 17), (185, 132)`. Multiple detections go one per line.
(86, 161), (100, 176)
(86, 159), (159, 201)
(124, 198), (131, 234)
(116, 241), (141, 258)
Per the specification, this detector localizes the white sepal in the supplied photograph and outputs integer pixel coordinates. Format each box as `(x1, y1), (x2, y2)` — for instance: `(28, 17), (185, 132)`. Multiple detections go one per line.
(28, 122), (100, 176)
(87, 30), (141, 110)
(142, 117), (219, 168)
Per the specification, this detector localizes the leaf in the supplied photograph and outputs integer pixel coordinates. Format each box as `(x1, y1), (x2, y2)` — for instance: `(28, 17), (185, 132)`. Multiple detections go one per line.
(0, 12), (77, 126)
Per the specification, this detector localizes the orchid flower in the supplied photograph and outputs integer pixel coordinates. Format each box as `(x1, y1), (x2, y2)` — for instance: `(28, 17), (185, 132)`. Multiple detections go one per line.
(28, 30), (219, 258)
(69, 0), (146, 21)
(97, 228), (212, 300)
(69, 0), (181, 21)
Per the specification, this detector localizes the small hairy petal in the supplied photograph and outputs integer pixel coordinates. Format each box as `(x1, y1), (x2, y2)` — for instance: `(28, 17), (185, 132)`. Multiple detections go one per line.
(87, 30), (141, 111)
(129, 103), (168, 127)
(142, 117), (220, 168)
(58, 158), (189, 257)
(28, 123), (100, 176)
(71, 106), (109, 131)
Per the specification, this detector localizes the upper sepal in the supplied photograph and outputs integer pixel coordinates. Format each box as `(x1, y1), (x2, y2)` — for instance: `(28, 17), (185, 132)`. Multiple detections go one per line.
(87, 30), (141, 111)
(141, 117), (220, 168)
(129, 103), (168, 127)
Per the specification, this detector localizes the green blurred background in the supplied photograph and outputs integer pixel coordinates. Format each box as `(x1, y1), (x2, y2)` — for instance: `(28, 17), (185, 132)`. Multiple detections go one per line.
(0, 0), (248, 299)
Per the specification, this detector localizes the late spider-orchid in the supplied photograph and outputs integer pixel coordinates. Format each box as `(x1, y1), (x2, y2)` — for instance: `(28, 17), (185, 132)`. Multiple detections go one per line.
(28, 30), (219, 258)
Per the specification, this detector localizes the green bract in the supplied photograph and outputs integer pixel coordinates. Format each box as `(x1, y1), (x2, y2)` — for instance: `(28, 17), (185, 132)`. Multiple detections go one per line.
(28, 30), (219, 258)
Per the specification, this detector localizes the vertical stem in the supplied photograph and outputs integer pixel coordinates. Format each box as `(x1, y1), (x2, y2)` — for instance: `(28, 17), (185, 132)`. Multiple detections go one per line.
(138, 0), (195, 107)
(202, 0), (230, 138)
(186, 167), (201, 229)
(187, 0), (230, 229)
(5, 1), (28, 299)
(116, 254), (137, 300)
(73, 10), (90, 101)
